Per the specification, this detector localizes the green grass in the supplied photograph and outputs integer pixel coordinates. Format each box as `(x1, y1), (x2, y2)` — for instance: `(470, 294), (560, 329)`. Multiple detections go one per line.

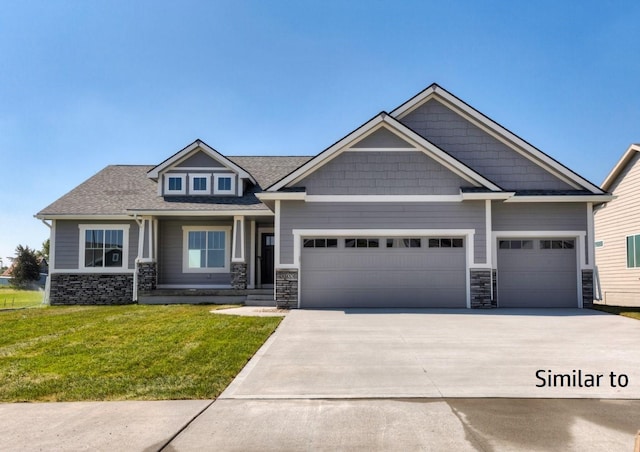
(592, 304), (640, 321)
(0, 305), (281, 402)
(0, 287), (44, 309)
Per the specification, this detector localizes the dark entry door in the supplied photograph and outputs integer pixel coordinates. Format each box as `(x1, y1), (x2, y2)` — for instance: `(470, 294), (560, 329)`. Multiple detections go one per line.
(260, 233), (275, 285)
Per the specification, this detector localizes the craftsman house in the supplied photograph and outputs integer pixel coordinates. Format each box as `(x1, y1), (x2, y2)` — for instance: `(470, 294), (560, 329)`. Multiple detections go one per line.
(36, 84), (610, 308)
(594, 144), (640, 306)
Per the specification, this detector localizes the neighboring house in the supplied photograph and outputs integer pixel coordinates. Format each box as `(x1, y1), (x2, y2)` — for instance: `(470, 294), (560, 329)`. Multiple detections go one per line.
(0, 258), (48, 287)
(36, 84), (611, 308)
(594, 144), (640, 306)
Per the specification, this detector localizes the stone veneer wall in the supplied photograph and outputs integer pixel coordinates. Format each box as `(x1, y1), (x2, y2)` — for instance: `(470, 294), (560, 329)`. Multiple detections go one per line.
(470, 269), (493, 308)
(49, 273), (134, 305)
(231, 262), (247, 290)
(137, 261), (157, 292)
(276, 269), (298, 309)
(582, 269), (594, 308)
(491, 269), (497, 307)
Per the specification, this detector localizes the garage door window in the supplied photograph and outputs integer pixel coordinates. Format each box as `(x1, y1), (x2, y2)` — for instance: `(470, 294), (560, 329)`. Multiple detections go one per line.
(428, 238), (463, 248)
(499, 240), (533, 250)
(540, 239), (575, 250)
(386, 238), (422, 248)
(345, 238), (379, 248)
(303, 238), (338, 248)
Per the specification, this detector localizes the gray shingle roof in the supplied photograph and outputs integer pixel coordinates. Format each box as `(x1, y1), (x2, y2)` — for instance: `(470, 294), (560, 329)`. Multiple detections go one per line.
(37, 156), (311, 217)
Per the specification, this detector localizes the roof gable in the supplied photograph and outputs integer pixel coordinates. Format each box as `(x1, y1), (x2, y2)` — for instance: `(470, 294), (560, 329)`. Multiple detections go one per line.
(147, 139), (256, 184)
(391, 84), (604, 194)
(602, 144), (640, 192)
(268, 113), (502, 192)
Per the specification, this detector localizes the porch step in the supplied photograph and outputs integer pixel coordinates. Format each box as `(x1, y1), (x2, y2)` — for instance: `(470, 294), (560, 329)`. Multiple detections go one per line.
(138, 288), (274, 306)
(139, 295), (246, 305)
(244, 292), (275, 307)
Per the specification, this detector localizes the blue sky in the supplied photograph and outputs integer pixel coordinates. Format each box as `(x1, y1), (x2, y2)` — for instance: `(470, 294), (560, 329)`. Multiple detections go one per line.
(1, 0), (639, 263)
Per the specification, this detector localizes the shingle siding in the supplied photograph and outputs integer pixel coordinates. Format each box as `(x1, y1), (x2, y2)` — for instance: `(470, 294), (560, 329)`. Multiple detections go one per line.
(279, 200), (486, 264)
(595, 152), (640, 305)
(399, 99), (574, 191)
(293, 151), (470, 195)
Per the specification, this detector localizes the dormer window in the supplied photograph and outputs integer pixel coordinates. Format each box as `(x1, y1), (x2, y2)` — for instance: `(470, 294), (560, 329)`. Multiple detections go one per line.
(190, 174), (211, 195)
(214, 174), (235, 195)
(164, 174), (186, 195)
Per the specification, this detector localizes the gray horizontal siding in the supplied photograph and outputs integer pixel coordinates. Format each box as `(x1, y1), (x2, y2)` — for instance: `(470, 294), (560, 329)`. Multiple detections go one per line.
(492, 202), (587, 231)
(293, 151), (470, 195)
(176, 151), (225, 168)
(158, 219), (232, 285)
(400, 99), (574, 191)
(279, 201), (486, 264)
(351, 127), (414, 148)
(54, 220), (138, 270)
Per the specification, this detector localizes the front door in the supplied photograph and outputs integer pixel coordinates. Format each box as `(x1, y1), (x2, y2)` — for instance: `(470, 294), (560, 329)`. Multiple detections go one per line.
(260, 233), (275, 285)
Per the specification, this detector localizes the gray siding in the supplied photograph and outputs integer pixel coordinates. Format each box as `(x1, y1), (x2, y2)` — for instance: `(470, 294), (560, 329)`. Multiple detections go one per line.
(280, 201), (486, 264)
(176, 151), (225, 168)
(399, 99), (574, 191)
(595, 151), (640, 305)
(352, 127), (414, 148)
(157, 220), (232, 285)
(54, 220), (138, 270)
(492, 202), (587, 231)
(293, 151), (470, 195)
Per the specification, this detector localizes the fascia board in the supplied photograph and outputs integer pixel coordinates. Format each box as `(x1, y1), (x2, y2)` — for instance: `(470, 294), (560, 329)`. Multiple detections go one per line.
(503, 195), (614, 203)
(267, 114), (386, 191)
(125, 209), (274, 217)
(392, 85), (603, 194)
(461, 192), (515, 200)
(34, 214), (134, 221)
(255, 192), (306, 201)
(601, 144), (640, 191)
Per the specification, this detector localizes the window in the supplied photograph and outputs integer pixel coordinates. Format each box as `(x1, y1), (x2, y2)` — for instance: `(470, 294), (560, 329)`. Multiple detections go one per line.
(214, 174), (235, 195)
(345, 238), (379, 248)
(182, 226), (231, 272)
(540, 239), (575, 250)
(386, 238), (422, 248)
(303, 238), (338, 248)
(499, 240), (534, 250)
(428, 238), (464, 248)
(626, 234), (640, 268)
(79, 225), (129, 270)
(190, 174), (211, 195)
(164, 174), (186, 195)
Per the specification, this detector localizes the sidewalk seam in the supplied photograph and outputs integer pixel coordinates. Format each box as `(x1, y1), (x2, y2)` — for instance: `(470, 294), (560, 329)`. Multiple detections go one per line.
(158, 399), (216, 452)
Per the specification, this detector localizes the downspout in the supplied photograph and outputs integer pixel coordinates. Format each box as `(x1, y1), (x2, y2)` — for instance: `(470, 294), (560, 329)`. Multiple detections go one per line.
(40, 219), (52, 305)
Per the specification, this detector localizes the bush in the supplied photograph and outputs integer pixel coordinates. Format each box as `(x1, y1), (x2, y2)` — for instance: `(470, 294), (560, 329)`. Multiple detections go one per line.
(10, 245), (40, 289)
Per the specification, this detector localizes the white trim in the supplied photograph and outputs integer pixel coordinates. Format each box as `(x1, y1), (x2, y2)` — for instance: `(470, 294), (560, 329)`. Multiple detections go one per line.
(291, 228), (475, 309)
(153, 219), (158, 261)
(181, 226), (232, 273)
(268, 117), (501, 192)
(232, 216), (245, 263)
(214, 174), (236, 195)
(346, 147), (417, 152)
(601, 143), (640, 191)
(50, 269), (136, 275)
(36, 215), (135, 220)
(586, 203), (594, 267)
(461, 192), (515, 201)
(137, 217), (145, 261)
(249, 220), (256, 289)
(485, 200), (492, 268)
(50, 219), (57, 272)
(274, 201), (281, 268)
(391, 85), (604, 194)
(255, 192), (306, 201)
(125, 210), (273, 217)
(78, 224), (131, 271)
(305, 195), (464, 203)
(164, 173), (187, 195)
(504, 195), (613, 203)
(189, 173), (211, 195)
(147, 139), (256, 184)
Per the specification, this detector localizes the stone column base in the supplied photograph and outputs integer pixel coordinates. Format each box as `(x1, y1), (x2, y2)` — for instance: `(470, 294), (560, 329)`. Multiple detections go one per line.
(276, 269), (298, 309)
(231, 262), (247, 290)
(470, 269), (493, 308)
(582, 269), (594, 308)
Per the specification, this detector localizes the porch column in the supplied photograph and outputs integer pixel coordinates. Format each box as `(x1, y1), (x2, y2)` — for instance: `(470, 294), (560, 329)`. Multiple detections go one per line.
(231, 216), (247, 289)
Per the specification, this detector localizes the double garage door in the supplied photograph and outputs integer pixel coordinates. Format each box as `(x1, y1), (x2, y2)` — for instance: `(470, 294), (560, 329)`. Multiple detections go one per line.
(496, 238), (578, 308)
(300, 236), (467, 308)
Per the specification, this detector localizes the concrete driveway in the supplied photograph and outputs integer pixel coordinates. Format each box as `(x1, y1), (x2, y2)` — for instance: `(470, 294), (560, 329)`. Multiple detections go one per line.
(222, 308), (640, 399)
(168, 308), (640, 451)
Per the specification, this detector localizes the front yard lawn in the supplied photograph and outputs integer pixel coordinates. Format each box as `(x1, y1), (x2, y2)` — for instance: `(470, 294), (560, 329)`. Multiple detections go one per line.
(0, 305), (281, 402)
(0, 288), (44, 309)
(592, 304), (640, 321)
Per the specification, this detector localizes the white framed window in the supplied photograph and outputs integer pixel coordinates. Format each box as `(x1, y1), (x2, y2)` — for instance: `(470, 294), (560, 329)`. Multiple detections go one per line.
(189, 174), (211, 195)
(214, 174), (235, 195)
(164, 173), (186, 195)
(182, 226), (231, 273)
(79, 225), (130, 271)
(626, 234), (640, 268)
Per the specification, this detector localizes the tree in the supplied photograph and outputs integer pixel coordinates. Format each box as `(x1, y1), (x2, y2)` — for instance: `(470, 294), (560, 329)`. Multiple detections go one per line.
(9, 245), (40, 289)
(36, 239), (50, 262)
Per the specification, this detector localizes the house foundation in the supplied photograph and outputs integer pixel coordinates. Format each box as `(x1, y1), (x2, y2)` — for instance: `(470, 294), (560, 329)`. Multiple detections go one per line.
(49, 273), (134, 305)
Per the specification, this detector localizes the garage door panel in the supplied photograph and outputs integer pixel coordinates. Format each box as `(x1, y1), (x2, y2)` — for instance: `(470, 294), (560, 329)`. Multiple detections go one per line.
(300, 239), (466, 308)
(497, 239), (577, 308)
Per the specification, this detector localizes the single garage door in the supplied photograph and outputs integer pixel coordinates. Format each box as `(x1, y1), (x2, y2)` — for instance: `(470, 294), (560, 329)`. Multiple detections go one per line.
(300, 236), (467, 308)
(497, 238), (578, 307)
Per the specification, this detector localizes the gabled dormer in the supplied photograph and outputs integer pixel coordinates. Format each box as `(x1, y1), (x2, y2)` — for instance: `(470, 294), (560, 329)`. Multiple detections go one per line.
(147, 139), (256, 197)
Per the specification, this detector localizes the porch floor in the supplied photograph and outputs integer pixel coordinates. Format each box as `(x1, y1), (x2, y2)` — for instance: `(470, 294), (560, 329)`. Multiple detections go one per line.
(138, 289), (275, 306)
